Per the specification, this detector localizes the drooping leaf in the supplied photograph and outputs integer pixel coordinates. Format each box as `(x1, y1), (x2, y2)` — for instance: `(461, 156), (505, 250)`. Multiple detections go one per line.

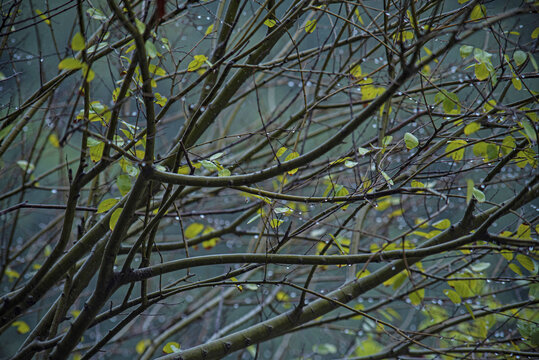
(109, 208), (123, 231)
(513, 50), (527, 66)
(285, 151), (299, 175)
(443, 289), (462, 304)
(116, 174), (131, 196)
(71, 32), (86, 51)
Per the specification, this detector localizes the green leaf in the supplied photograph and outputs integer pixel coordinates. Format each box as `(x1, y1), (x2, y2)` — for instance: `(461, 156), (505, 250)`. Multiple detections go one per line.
(162, 342), (180, 354)
(185, 223), (204, 238)
(380, 171), (394, 186)
(357, 147), (370, 156)
(16, 160), (35, 173)
(312, 343), (337, 355)
(71, 32), (85, 51)
(513, 50), (527, 66)
(470, 262), (490, 272)
(116, 174), (131, 196)
(200, 160), (218, 172)
(0, 124), (13, 141)
(466, 179), (474, 204)
(472, 187), (485, 202)
(58, 57), (83, 70)
(97, 198), (118, 214)
(135, 19), (146, 34)
(87, 8), (107, 21)
(145, 40), (157, 58)
(460, 45), (473, 58)
(520, 119), (537, 142)
(404, 132), (419, 149)
(464, 122), (481, 135)
(344, 160), (358, 168)
(443, 289), (462, 304)
(218, 168), (231, 177)
(89, 141), (104, 162)
(329, 234), (346, 255)
(109, 208), (123, 231)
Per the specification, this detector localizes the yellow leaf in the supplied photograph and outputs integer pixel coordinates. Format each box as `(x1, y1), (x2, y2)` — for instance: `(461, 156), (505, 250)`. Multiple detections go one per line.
(136, 339), (151, 354)
(264, 19), (276, 28)
(516, 255), (535, 272)
(409, 288), (425, 305)
(187, 55), (207, 72)
(97, 198), (119, 214)
(276, 291), (290, 302)
(508, 263), (523, 276)
(515, 224), (532, 239)
(470, 4), (486, 21)
(445, 140), (467, 161)
(285, 151), (299, 175)
(162, 342), (180, 354)
(512, 75), (522, 90)
(205, 24), (214, 35)
(270, 219), (284, 228)
(48, 133), (60, 148)
(58, 57), (83, 70)
(532, 27), (539, 39)
(474, 62), (489, 80)
(305, 19), (317, 33)
(35, 9), (51, 25)
(185, 223), (204, 238)
(71, 32), (86, 51)
(12, 321), (30, 334)
(444, 289), (462, 304)
(109, 208), (123, 231)
(432, 219), (451, 230)
(70, 310), (81, 318)
(350, 64), (362, 78)
(464, 122), (481, 135)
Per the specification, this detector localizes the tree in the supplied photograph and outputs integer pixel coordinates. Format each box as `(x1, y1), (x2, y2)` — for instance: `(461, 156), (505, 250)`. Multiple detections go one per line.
(0, 0), (537, 359)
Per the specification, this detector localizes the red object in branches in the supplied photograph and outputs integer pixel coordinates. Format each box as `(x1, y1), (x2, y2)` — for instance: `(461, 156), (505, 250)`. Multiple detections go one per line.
(156, 0), (166, 21)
